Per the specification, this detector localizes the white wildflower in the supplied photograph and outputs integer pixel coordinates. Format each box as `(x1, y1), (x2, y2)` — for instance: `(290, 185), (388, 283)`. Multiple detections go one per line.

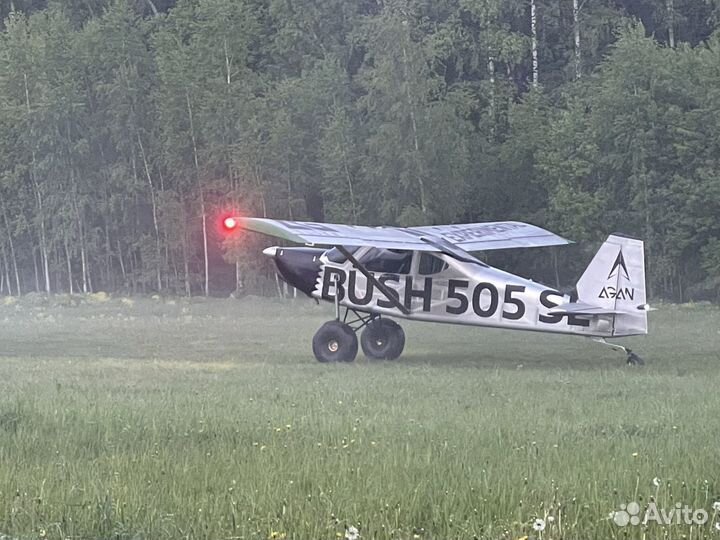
(345, 525), (360, 540)
(532, 518), (546, 532)
(713, 501), (720, 512)
(652, 477), (661, 487)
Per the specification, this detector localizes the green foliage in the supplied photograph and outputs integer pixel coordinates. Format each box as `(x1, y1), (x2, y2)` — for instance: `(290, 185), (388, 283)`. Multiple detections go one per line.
(0, 0), (719, 299)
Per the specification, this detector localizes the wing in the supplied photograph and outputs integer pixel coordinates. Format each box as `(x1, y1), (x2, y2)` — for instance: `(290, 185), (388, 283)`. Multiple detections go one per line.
(409, 222), (570, 251)
(236, 218), (436, 250)
(237, 218), (570, 251)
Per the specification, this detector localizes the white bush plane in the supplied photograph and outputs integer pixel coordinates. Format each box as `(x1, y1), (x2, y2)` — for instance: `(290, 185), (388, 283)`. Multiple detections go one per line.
(224, 217), (649, 365)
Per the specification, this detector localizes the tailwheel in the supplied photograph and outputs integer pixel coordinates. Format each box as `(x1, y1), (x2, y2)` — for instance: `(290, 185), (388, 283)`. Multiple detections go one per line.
(361, 319), (405, 360)
(590, 337), (646, 366)
(312, 321), (358, 363)
(626, 349), (645, 366)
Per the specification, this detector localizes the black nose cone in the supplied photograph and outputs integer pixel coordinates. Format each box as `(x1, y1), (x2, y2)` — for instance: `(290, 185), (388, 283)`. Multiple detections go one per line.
(267, 247), (323, 296)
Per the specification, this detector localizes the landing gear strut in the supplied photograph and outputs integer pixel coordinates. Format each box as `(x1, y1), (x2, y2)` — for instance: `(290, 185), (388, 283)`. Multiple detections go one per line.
(591, 338), (645, 366)
(311, 307), (406, 363)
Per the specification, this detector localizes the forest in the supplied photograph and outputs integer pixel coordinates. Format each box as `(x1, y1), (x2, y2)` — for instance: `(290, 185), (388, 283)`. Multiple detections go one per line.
(0, 0), (719, 300)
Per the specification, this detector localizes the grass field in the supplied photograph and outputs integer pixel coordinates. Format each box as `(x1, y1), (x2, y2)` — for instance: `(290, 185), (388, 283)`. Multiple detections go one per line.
(0, 295), (719, 540)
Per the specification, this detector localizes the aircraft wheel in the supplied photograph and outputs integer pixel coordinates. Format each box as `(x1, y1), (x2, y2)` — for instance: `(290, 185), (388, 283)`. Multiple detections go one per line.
(361, 319), (405, 360)
(312, 321), (358, 363)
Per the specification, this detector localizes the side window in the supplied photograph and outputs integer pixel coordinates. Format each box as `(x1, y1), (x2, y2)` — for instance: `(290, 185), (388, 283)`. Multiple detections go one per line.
(419, 253), (448, 275)
(360, 248), (413, 274)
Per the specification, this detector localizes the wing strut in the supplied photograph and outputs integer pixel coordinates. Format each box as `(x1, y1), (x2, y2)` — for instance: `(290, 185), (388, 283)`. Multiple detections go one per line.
(418, 235), (488, 266)
(337, 246), (410, 315)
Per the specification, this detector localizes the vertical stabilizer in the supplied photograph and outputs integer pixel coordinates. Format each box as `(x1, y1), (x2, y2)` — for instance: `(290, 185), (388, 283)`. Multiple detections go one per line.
(576, 235), (648, 336)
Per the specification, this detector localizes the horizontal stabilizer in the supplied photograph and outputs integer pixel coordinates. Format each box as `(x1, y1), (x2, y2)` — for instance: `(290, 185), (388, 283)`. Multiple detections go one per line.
(548, 302), (629, 316)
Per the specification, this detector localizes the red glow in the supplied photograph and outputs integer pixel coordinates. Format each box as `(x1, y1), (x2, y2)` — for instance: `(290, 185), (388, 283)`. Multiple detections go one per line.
(223, 217), (238, 231)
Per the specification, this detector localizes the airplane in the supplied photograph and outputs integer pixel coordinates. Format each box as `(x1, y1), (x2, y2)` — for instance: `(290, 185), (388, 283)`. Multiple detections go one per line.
(223, 217), (649, 365)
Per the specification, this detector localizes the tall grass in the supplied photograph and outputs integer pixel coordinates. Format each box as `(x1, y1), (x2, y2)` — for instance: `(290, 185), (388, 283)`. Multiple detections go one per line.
(0, 297), (718, 539)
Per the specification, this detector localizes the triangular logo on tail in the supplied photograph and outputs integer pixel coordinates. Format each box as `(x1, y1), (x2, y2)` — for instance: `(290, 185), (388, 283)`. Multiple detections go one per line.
(599, 248), (635, 300)
(607, 250), (630, 280)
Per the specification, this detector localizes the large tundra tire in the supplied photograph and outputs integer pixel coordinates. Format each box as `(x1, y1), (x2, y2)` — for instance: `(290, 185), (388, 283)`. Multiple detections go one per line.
(312, 321), (358, 363)
(360, 319), (405, 360)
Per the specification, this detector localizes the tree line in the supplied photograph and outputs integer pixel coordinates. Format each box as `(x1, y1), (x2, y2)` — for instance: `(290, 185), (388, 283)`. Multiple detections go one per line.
(0, 0), (719, 300)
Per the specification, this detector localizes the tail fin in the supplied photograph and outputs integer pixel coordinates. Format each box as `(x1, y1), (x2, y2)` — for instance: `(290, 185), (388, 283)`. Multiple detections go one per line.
(576, 235), (648, 336)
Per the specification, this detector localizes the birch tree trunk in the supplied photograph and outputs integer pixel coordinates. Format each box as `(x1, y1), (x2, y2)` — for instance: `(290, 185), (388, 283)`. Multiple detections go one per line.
(531, 0), (539, 87)
(1, 244), (11, 295)
(64, 237), (74, 294)
(488, 55), (496, 137)
(136, 135), (163, 292)
(573, 0), (582, 79)
(401, 41), (427, 215)
(33, 250), (40, 292)
(1, 202), (21, 295)
(330, 97), (359, 224)
(185, 89), (209, 297)
(254, 165), (268, 218)
(285, 153), (294, 219)
(103, 206), (112, 288)
(34, 187), (50, 294)
(69, 176), (90, 293)
(24, 72), (50, 293)
(182, 230), (191, 297)
(117, 239), (127, 287)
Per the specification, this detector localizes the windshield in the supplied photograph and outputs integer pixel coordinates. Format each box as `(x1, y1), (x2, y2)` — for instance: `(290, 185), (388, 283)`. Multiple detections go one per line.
(358, 248), (413, 274)
(324, 246), (359, 263)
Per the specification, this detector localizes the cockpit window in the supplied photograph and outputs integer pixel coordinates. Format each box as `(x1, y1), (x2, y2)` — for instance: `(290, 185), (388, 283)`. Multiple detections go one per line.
(419, 253), (448, 275)
(359, 248), (412, 274)
(325, 246), (359, 263)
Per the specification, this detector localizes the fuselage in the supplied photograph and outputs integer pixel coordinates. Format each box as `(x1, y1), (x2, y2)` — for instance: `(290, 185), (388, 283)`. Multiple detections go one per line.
(267, 246), (625, 338)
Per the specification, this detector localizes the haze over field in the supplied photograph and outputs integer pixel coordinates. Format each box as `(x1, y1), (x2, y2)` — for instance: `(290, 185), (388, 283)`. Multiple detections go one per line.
(0, 297), (719, 539)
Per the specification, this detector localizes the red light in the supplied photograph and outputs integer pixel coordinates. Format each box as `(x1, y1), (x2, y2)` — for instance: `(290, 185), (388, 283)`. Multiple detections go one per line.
(223, 217), (238, 231)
